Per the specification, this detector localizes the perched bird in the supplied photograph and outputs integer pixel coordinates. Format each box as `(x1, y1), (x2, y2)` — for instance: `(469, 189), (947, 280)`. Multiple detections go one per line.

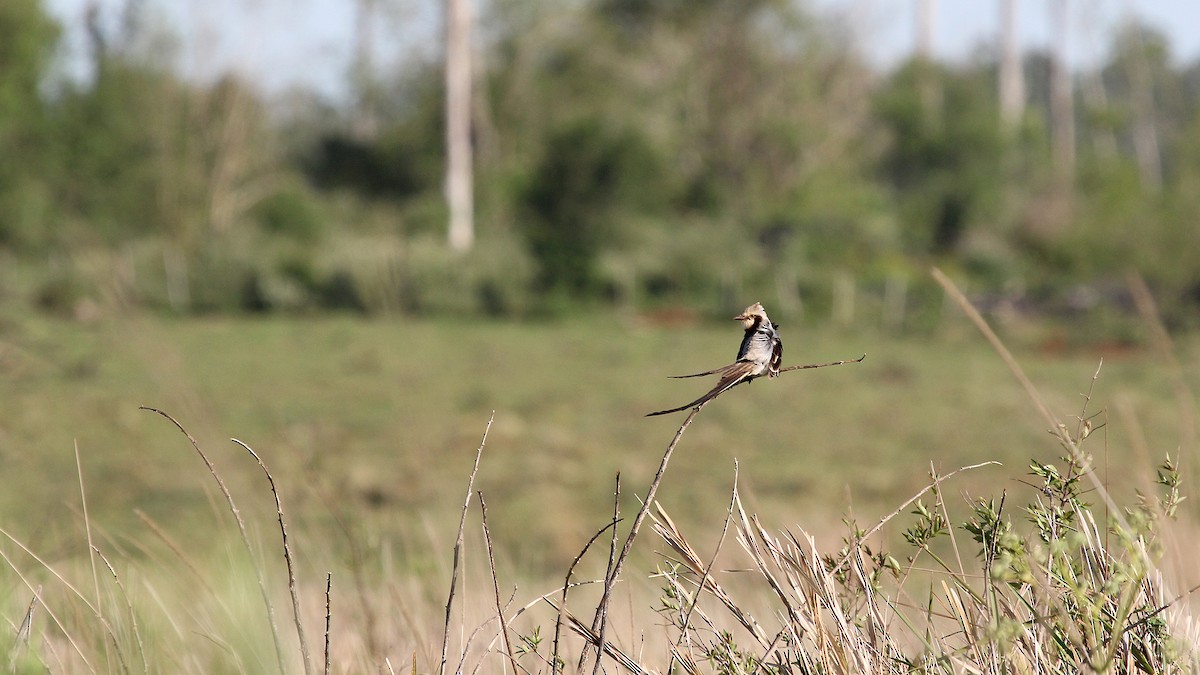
(646, 302), (783, 416)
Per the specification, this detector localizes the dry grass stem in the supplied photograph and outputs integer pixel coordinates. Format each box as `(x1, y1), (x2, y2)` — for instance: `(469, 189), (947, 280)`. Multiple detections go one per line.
(552, 516), (621, 673)
(831, 460), (999, 576)
(477, 491), (520, 675)
(544, 599), (648, 674)
(232, 437), (315, 675)
(440, 411), (494, 675)
(93, 546), (149, 674)
(585, 473), (622, 674)
(324, 573), (332, 675)
(74, 441), (103, 633)
(140, 406), (288, 674)
(585, 403), (704, 672)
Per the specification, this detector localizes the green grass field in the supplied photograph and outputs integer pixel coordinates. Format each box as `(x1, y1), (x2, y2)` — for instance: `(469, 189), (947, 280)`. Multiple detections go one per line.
(2, 310), (1198, 671)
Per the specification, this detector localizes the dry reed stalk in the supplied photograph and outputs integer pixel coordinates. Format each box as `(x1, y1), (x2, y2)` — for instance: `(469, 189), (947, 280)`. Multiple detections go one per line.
(830, 461), (999, 577)
(583, 403), (704, 672)
(778, 354), (866, 373)
(440, 412), (494, 675)
(74, 441), (102, 635)
(477, 492), (520, 675)
(587, 473), (622, 674)
(324, 573), (332, 675)
(232, 437), (315, 675)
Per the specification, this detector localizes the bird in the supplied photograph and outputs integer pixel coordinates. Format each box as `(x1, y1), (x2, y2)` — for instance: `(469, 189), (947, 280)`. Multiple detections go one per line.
(646, 302), (783, 416)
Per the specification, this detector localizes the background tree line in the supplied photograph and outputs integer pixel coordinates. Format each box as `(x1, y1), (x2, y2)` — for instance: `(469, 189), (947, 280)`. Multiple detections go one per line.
(2, 0), (1199, 333)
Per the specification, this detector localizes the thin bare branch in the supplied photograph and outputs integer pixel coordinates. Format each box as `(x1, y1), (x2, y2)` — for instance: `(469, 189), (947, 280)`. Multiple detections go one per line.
(477, 492), (520, 675)
(441, 412), (495, 675)
(584, 404), (704, 672)
(778, 353), (867, 373)
(324, 573), (332, 675)
(553, 506), (621, 673)
(587, 474), (622, 674)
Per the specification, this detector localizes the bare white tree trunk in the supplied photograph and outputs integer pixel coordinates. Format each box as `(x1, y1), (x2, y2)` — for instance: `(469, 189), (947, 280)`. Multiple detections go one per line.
(1078, 7), (1118, 161)
(915, 0), (936, 59)
(445, 0), (475, 252)
(352, 0), (380, 141)
(998, 0), (1025, 129)
(1124, 21), (1163, 191)
(1049, 0), (1075, 179)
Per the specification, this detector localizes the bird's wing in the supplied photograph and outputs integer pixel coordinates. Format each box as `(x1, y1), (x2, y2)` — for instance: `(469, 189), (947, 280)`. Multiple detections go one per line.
(646, 361), (757, 416)
(769, 335), (783, 376)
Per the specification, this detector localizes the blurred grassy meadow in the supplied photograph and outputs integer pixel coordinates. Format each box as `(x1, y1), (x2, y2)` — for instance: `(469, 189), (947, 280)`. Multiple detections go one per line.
(4, 306), (1196, 565)
(4, 300), (1200, 670)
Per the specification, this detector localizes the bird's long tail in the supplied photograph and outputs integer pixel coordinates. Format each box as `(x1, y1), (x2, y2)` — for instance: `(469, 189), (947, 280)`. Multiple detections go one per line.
(646, 362), (756, 416)
(669, 368), (725, 379)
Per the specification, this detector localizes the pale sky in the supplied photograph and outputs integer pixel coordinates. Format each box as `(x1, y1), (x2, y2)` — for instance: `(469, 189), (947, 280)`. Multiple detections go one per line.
(45, 0), (1200, 101)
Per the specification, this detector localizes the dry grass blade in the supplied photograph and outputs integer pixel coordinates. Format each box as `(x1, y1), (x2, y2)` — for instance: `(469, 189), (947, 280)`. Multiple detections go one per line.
(232, 437), (314, 675)
(650, 500), (771, 649)
(732, 499), (799, 630)
(545, 599), (649, 674)
(440, 412), (494, 675)
(74, 441), (103, 632)
(9, 589), (39, 672)
(140, 406), (288, 674)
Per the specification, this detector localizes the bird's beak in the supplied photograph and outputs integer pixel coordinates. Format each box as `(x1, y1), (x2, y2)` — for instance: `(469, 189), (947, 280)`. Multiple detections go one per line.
(733, 312), (747, 321)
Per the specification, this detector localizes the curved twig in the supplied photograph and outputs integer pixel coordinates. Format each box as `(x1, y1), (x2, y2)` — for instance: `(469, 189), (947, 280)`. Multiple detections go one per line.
(584, 403), (705, 672)
(777, 353), (866, 373)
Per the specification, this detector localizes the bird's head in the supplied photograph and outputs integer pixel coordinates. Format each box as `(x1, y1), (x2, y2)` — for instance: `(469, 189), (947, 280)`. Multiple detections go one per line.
(734, 302), (768, 329)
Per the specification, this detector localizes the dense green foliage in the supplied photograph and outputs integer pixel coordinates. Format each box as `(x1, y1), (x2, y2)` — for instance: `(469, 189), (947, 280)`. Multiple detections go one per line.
(2, 0), (1200, 327)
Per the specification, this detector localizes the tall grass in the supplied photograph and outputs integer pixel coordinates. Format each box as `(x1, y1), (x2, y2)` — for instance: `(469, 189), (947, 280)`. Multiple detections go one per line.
(2, 271), (1198, 673)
